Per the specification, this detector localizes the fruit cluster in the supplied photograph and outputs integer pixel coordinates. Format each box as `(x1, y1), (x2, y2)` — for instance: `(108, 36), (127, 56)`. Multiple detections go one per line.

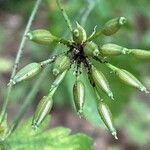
(10, 17), (150, 139)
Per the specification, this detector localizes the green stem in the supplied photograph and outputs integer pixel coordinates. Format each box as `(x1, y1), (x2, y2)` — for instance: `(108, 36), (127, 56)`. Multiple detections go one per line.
(0, 0), (43, 124)
(40, 56), (57, 66)
(48, 70), (67, 97)
(58, 38), (72, 46)
(87, 31), (102, 42)
(105, 63), (118, 71)
(80, 0), (95, 27)
(56, 0), (73, 32)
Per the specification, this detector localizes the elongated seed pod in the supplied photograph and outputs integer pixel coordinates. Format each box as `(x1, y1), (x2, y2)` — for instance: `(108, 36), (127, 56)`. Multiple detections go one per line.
(102, 17), (126, 36)
(107, 63), (149, 93)
(26, 29), (59, 45)
(11, 63), (42, 85)
(73, 22), (87, 44)
(91, 66), (114, 100)
(32, 96), (53, 129)
(115, 69), (149, 93)
(52, 55), (70, 76)
(100, 43), (129, 56)
(73, 80), (85, 116)
(98, 100), (118, 139)
(128, 49), (150, 59)
(84, 42), (100, 57)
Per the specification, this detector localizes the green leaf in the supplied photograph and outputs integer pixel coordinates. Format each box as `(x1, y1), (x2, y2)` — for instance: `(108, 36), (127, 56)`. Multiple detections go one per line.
(2, 116), (93, 150)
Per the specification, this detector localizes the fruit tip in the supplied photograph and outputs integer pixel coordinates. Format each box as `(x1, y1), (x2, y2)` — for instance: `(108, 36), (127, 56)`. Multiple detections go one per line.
(93, 49), (100, 57)
(26, 32), (33, 40)
(112, 131), (118, 140)
(109, 92), (114, 100)
(122, 48), (129, 54)
(140, 86), (149, 94)
(7, 79), (15, 86)
(78, 109), (84, 118)
(119, 17), (126, 25)
(145, 90), (150, 94)
(52, 68), (60, 76)
(31, 123), (38, 130)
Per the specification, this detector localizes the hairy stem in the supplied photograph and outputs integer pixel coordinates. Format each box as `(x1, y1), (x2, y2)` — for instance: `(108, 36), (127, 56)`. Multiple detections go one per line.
(0, 0), (43, 124)
(56, 0), (73, 32)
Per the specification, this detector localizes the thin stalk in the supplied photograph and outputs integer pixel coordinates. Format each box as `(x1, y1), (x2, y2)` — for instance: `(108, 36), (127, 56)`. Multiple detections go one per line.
(0, 0), (43, 124)
(56, 0), (73, 32)
(105, 63), (118, 71)
(87, 30), (102, 42)
(80, 0), (95, 27)
(48, 70), (67, 97)
(58, 38), (72, 46)
(40, 56), (57, 66)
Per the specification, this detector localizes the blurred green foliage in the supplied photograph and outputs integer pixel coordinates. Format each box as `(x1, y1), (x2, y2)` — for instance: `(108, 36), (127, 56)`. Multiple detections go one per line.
(0, 116), (93, 149)
(0, 0), (150, 147)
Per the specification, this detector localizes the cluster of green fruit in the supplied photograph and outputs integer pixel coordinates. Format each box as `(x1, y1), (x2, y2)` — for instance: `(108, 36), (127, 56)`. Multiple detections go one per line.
(9, 17), (150, 139)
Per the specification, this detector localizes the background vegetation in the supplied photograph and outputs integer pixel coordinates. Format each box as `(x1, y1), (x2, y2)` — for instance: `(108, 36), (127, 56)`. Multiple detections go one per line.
(0, 0), (150, 149)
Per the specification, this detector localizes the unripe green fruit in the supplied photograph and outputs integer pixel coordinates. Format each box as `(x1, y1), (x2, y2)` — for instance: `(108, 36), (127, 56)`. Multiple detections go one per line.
(102, 17), (126, 36)
(98, 100), (118, 139)
(91, 66), (114, 100)
(32, 96), (53, 129)
(73, 22), (87, 44)
(73, 80), (85, 116)
(84, 42), (100, 57)
(128, 49), (150, 59)
(26, 29), (59, 45)
(11, 63), (42, 85)
(100, 43), (129, 56)
(116, 69), (149, 93)
(106, 63), (149, 93)
(52, 55), (70, 76)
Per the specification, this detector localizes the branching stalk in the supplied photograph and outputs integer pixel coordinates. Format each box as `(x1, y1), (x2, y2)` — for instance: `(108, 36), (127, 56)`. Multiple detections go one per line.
(56, 0), (73, 32)
(80, 0), (95, 27)
(87, 31), (102, 42)
(0, 0), (43, 123)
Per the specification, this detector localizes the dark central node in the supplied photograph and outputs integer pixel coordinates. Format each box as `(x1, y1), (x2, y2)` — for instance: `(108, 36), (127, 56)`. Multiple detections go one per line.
(71, 44), (85, 63)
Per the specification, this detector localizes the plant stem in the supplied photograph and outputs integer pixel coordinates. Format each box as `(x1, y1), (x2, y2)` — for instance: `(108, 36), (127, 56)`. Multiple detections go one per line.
(58, 38), (72, 46)
(40, 56), (57, 66)
(105, 63), (118, 71)
(0, 0), (43, 124)
(80, 0), (95, 27)
(87, 31), (102, 42)
(56, 0), (73, 32)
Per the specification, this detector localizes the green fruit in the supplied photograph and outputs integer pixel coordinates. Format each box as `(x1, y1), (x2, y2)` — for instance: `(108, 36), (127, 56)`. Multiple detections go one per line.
(106, 63), (149, 93)
(98, 100), (118, 139)
(11, 63), (42, 85)
(84, 42), (100, 57)
(52, 55), (70, 76)
(100, 43), (128, 56)
(128, 49), (150, 59)
(102, 17), (126, 36)
(73, 80), (85, 116)
(32, 96), (53, 129)
(26, 29), (59, 45)
(91, 66), (114, 100)
(73, 22), (87, 44)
